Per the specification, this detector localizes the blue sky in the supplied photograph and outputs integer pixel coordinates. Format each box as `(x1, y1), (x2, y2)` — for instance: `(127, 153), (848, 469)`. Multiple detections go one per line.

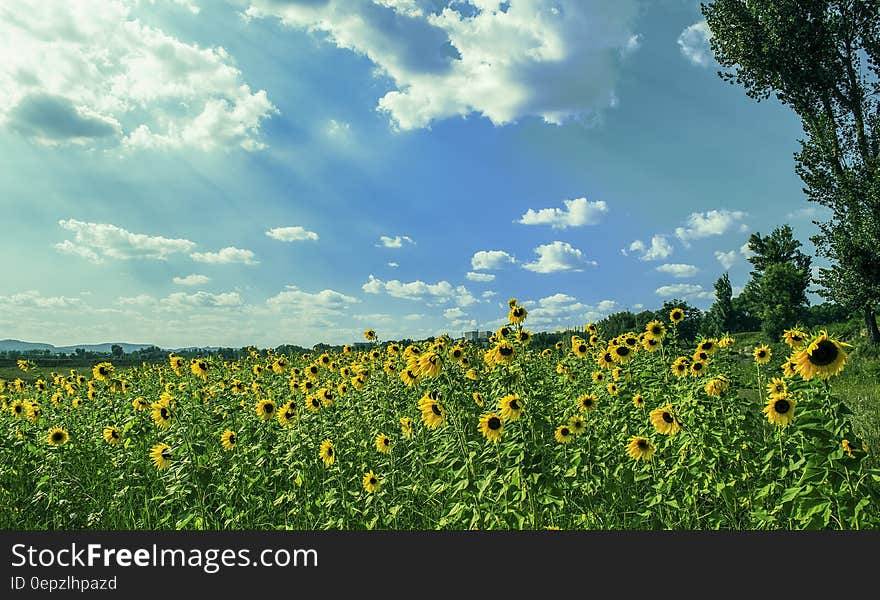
(0, 0), (828, 348)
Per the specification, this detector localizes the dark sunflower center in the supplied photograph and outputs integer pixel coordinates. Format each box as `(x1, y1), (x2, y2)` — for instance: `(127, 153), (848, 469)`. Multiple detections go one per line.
(369, 477), (377, 485)
(228, 435), (236, 444)
(488, 416), (501, 430)
(560, 427), (570, 436)
(651, 326), (662, 335)
(312, 399), (319, 407)
(499, 346), (513, 356)
(662, 412), (674, 423)
(160, 408), (169, 419)
(383, 438), (389, 445)
(509, 399), (520, 410)
(111, 430), (119, 438)
(774, 399), (791, 414)
(431, 403), (443, 416)
(637, 439), (648, 450)
(584, 399), (593, 407)
(808, 340), (839, 366)
(758, 351), (766, 358)
(263, 404), (274, 414)
(578, 345), (587, 353)
(693, 363), (703, 370)
(52, 432), (64, 442)
(616, 347), (630, 356)
(327, 448), (333, 456)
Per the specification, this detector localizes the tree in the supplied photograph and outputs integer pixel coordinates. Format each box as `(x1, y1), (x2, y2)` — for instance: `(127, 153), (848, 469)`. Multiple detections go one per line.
(738, 226), (812, 339)
(111, 344), (124, 359)
(703, 0), (880, 344)
(705, 273), (734, 336)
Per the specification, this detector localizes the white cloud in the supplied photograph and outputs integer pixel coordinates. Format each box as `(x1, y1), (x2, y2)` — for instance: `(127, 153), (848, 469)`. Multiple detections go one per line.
(596, 300), (618, 312)
(655, 284), (714, 300)
(173, 274), (211, 286)
(482, 291), (496, 298)
(191, 247), (258, 265)
(163, 291), (244, 308)
(517, 197), (608, 229)
(471, 250), (516, 271)
(245, 0), (640, 130)
(325, 118), (351, 138)
(675, 210), (748, 245)
(740, 241), (755, 259)
(387, 261), (399, 268)
(0, 290), (81, 309)
(522, 241), (596, 273)
(55, 219), (196, 262)
(656, 263), (699, 278)
(266, 286), (358, 314)
(443, 307), (466, 320)
(0, 0), (276, 151)
(678, 21), (713, 67)
(466, 271), (495, 282)
(378, 235), (415, 248)
(362, 274), (476, 306)
(625, 235), (673, 261)
(266, 226), (319, 242)
(715, 251), (737, 270)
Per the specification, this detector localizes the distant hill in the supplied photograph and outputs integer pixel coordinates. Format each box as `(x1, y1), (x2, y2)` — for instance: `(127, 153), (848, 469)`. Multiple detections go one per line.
(0, 339), (157, 354)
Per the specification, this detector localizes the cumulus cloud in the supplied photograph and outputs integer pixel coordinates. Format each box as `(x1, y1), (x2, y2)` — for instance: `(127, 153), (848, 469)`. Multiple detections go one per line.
(266, 226), (319, 242)
(624, 235), (673, 261)
(377, 235), (415, 248)
(466, 271), (495, 282)
(516, 292), (616, 329)
(387, 261), (399, 268)
(191, 247), (259, 265)
(172, 274), (210, 286)
(522, 241), (596, 273)
(0, 0), (275, 151)
(443, 307), (466, 320)
(163, 291), (244, 308)
(245, 0), (640, 130)
(655, 283), (714, 300)
(675, 210), (748, 245)
(656, 263), (699, 278)
(740, 241), (755, 259)
(362, 274), (476, 307)
(55, 219), (196, 262)
(471, 250), (516, 271)
(678, 20), (713, 67)
(517, 197), (608, 229)
(266, 286), (358, 314)
(0, 290), (82, 309)
(715, 251), (737, 270)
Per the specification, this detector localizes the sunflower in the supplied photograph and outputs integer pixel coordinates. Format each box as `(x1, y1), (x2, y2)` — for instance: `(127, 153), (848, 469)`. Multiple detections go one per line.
(671, 357), (690, 378)
(515, 330), (531, 345)
(47, 427), (69, 447)
(102, 426), (121, 445)
(400, 417), (414, 439)
(418, 352), (443, 378)
(498, 394), (524, 421)
(572, 340), (590, 358)
(577, 393), (598, 412)
(25, 402), (42, 423)
(591, 371), (605, 383)
(364, 329), (377, 341)
(753, 345), (771, 365)
(400, 368), (421, 387)
(669, 307), (684, 323)
(92, 362), (114, 382)
(319, 388), (334, 406)
(363, 470), (381, 493)
(554, 425), (574, 444)
(478, 412), (504, 443)
(626, 436), (655, 461)
(842, 439), (854, 458)
(220, 429), (237, 451)
(642, 336), (661, 352)
(318, 439), (336, 467)
(696, 338), (718, 356)
(493, 341), (516, 364)
(763, 395), (796, 427)
(597, 351), (615, 369)
(375, 433), (393, 454)
(555, 341), (564, 351)
(465, 369), (479, 381)
(306, 395), (322, 412)
(610, 344), (634, 364)
(632, 393), (646, 409)
(705, 376), (731, 398)
(568, 415), (586, 434)
(418, 395), (446, 429)
(151, 403), (172, 429)
(278, 401), (297, 426)
(645, 320), (666, 340)
(606, 382), (619, 396)
(150, 443), (172, 470)
(793, 331), (850, 380)
(689, 360), (707, 377)
(718, 335), (735, 348)
(256, 399), (276, 420)
(766, 377), (787, 399)
(782, 328), (808, 350)
(781, 359), (798, 379)
(508, 305), (528, 325)
(10, 400), (23, 419)
(650, 405), (682, 436)
(190, 359), (209, 380)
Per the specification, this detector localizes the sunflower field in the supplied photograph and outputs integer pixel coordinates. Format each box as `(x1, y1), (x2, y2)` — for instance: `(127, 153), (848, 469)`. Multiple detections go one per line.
(1, 300), (878, 530)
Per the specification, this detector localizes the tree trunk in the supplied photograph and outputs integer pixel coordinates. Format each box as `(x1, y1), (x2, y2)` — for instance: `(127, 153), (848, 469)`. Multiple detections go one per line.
(866, 305), (880, 346)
